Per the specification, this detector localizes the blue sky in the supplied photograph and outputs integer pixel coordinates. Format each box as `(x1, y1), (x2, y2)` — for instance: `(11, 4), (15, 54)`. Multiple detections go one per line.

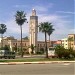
(0, 0), (74, 41)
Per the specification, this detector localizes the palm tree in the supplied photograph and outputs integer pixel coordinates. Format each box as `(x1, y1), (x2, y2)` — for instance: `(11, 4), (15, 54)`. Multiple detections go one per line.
(39, 22), (50, 58)
(29, 44), (36, 54)
(0, 24), (7, 49)
(15, 11), (27, 57)
(68, 37), (73, 49)
(47, 23), (55, 46)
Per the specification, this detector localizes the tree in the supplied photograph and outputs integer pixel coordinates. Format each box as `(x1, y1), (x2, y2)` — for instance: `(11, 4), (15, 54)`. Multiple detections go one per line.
(29, 44), (36, 54)
(15, 11), (27, 57)
(13, 45), (17, 52)
(6, 36), (15, 40)
(47, 23), (55, 46)
(71, 50), (75, 58)
(23, 36), (28, 40)
(55, 45), (75, 59)
(3, 45), (10, 51)
(40, 48), (44, 54)
(0, 24), (7, 48)
(39, 22), (50, 58)
(68, 37), (73, 49)
(55, 45), (65, 58)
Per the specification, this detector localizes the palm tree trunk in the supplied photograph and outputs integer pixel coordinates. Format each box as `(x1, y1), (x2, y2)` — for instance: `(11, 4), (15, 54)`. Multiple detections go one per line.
(45, 32), (48, 58)
(49, 35), (51, 47)
(20, 26), (23, 57)
(1, 34), (3, 49)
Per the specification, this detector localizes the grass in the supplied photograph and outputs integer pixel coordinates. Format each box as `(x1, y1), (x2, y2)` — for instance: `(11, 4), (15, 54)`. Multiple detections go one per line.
(0, 58), (75, 62)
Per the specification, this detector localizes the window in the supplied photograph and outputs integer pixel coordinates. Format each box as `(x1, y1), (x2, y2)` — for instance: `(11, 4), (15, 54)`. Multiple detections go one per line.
(25, 43), (26, 46)
(16, 43), (17, 45)
(66, 40), (67, 42)
(38, 44), (39, 47)
(13, 43), (15, 45)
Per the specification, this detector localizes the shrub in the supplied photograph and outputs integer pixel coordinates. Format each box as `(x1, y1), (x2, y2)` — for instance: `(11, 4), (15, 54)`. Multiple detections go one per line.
(36, 51), (43, 54)
(3, 45), (10, 51)
(63, 49), (70, 59)
(55, 45), (75, 59)
(70, 49), (75, 58)
(55, 45), (65, 58)
(40, 48), (45, 54)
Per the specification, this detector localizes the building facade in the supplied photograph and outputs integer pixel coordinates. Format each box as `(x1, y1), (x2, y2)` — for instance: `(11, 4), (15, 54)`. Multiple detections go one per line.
(61, 38), (68, 49)
(61, 34), (75, 49)
(0, 36), (53, 53)
(68, 34), (75, 49)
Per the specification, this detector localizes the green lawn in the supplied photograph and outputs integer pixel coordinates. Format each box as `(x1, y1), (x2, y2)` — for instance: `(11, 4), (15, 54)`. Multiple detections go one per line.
(0, 58), (75, 62)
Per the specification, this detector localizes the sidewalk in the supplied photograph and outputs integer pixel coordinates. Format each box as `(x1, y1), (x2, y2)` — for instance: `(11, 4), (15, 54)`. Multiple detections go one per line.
(0, 61), (75, 65)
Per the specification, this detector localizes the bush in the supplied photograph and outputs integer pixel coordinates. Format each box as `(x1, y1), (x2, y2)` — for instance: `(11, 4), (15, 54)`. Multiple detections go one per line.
(2, 45), (10, 51)
(25, 51), (29, 54)
(63, 49), (70, 59)
(55, 45), (65, 58)
(36, 51), (43, 54)
(55, 45), (75, 59)
(70, 49), (75, 58)
(40, 48), (44, 54)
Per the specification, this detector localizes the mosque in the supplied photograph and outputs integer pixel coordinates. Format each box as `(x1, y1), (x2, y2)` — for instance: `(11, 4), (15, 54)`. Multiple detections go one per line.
(0, 9), (50, 53)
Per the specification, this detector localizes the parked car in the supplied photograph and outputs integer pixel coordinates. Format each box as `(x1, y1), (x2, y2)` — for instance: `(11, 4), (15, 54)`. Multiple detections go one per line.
(0, 50), (15, 59)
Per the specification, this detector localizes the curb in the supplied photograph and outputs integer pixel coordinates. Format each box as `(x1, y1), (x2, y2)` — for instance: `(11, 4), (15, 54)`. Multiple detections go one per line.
(0, 61), (75, 65)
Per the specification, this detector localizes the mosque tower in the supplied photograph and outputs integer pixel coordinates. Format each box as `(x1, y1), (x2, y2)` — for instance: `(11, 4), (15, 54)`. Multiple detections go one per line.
(29, 9), (38, 53)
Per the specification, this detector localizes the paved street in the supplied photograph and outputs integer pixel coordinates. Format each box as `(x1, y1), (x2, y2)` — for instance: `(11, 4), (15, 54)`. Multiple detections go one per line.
(0, 63), (75, 75)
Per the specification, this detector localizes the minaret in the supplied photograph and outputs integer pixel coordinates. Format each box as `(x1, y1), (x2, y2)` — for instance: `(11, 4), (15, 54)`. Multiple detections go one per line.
(29, 9), (38, 54)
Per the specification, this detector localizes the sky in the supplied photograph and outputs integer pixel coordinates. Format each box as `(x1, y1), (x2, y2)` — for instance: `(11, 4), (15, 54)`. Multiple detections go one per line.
(0, 0), (74, 41)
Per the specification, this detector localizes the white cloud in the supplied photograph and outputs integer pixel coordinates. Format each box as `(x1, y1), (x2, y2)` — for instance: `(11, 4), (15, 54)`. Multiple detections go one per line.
(32, 6), (47, 12)
(0, 3), (74, 41)
(13, 5), (27, 8)
(13, 3), (54, 13)
(56, 11), (75, 15)
(37, 14), (74, 40)
(32, 3), (54, 12)
(2, 11), (74, 41)
(4, 17), (29, 38)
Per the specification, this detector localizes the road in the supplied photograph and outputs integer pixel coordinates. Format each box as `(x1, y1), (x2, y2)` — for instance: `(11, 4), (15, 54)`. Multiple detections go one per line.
(0, 63), (75, 75)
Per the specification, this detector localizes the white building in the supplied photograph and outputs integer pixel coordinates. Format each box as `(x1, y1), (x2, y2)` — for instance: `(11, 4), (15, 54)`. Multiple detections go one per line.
(61, 34), (75, 49)
(61, 38), (68, 49)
